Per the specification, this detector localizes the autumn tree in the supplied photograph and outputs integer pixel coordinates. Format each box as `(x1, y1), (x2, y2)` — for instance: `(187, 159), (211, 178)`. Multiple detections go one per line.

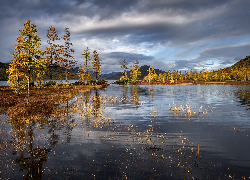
(7, 36), (26, 94)
(44, 26), (61, 80)
(92, 50), (102, 80)
(151, 66), (158, 81)
(8, 20), (46, 103)
(78, 47), (92, 83)
(143, 65), (157, 83)
(143, 65), (151, 83)
(120, 59), (129, 83)
(20, 20), (46, 103)
(130, 59), (141, 83)
(61, 27), (75, 83)
(158, 73), (164, 82)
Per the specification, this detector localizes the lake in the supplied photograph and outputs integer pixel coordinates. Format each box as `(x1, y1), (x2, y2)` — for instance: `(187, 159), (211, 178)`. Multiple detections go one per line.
(1, 84), (250, 179)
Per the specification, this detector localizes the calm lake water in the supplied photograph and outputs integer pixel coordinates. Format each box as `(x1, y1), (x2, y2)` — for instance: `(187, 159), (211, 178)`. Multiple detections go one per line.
(1, 84), (250, 179)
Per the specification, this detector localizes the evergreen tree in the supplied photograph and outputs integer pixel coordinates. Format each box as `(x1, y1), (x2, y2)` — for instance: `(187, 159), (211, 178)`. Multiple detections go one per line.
(92, 50), (101, 80)
(130, 59), (141, 83)
(44, 26), (61, 80)
(61, 27), (75, 83)
(120, 59), (129, 83)
(78, 47), (92, 83)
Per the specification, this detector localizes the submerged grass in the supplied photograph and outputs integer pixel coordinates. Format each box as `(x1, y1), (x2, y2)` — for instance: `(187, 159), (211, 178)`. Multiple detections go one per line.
(0, 84), (102, 121)
(168, 100), (209, 120)
(1, 84), (247, 179)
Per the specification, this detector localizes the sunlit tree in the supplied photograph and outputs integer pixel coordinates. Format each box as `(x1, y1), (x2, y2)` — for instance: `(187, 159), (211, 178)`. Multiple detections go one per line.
(158, 73), (163, 81)
(130, 59), (141, 83)
(92, 50), (102, 80)
(7, 20), (46, 103)
(143, 65), (158, 82)
(78, 47), (92, 83)
(7, 36), (26, 94)
(61, 27), (75, 83)
(120, 59), (129, 83)
(151, 66), (158, 81)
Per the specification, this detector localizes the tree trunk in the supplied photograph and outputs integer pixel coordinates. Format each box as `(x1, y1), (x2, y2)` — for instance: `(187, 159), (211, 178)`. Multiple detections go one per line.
(27, 72), (30, 104)
(50, 56), (53, 80)
(65, 68), (68, 83)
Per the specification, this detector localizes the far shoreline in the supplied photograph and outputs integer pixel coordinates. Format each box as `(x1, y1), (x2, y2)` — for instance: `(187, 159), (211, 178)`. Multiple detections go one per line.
(109, 79), (250, 85)
(2, 80), (250, 88)
(136, 80), (250, 85)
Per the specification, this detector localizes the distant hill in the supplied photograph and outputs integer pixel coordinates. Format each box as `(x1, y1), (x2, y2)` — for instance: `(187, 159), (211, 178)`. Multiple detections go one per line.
(101, 72), (120, 80)
(106, 65), (165, 80)
(140, 65), (165, 79)
(226, 56), (250, 71)
(106, 72), (123, 80)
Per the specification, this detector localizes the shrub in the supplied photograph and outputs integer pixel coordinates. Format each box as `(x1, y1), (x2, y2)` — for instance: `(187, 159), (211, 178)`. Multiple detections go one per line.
(115, 79), (128, 85)
(45, 81), (57, 86)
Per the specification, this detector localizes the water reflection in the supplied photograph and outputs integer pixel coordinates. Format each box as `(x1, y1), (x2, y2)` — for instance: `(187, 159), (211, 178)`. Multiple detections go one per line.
(8, 115), (53, 179)
(3, 94), (77, 179)
(92, 89), (102, 117)
(12, 123), (51, 180)
(234, 86), (250, 108)
(120, 85), (128, 104)
(1, 84), (250, 179)
(148, 85), (154, 102)
(131, 85), (140, 107)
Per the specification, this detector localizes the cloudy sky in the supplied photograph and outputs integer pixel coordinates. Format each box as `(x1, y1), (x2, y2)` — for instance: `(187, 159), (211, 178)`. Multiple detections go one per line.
(1, 0), (250, 73)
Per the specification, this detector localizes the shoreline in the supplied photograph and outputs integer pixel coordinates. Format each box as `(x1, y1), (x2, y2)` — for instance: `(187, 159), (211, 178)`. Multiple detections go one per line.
(2, 80), (250, 88)
(136, 80), (250, 85)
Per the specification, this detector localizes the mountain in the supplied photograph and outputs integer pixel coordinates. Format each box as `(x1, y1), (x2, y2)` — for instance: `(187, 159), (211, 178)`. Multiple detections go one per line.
(226, 56), (250, 71)
(139, 65), (165, 79)
(101, 72), (120, 80)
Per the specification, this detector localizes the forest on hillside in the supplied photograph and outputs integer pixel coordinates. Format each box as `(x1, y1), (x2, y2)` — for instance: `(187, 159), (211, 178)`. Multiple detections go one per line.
(111, 55), (250, 82)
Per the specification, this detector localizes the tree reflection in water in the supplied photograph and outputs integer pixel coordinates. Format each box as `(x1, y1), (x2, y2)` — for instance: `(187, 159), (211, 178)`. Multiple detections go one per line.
(234, 87), (250, 108)
(6, 96), (75, 179)
(2, 85), (250, 179)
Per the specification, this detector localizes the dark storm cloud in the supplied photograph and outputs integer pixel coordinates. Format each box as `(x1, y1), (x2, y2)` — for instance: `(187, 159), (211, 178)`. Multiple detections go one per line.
(75, 0), (250, 46)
